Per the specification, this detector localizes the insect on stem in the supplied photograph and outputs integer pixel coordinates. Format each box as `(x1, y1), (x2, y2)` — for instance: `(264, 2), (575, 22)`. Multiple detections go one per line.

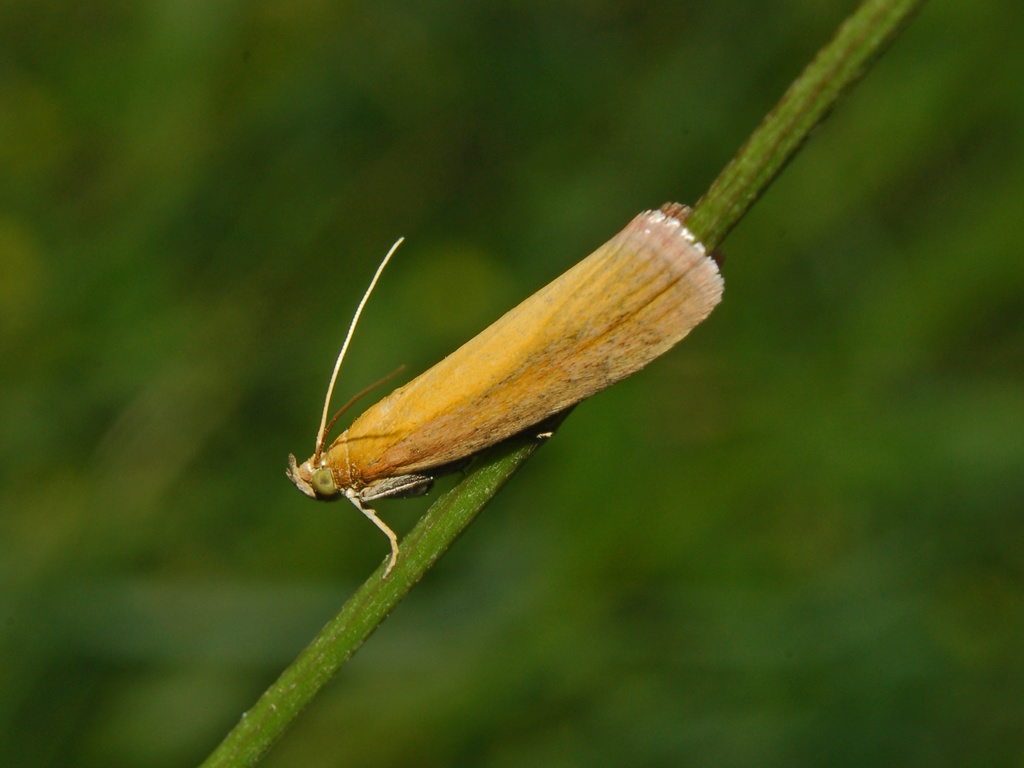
(289, 204), (724, 581)
(314, 237), (404, 462)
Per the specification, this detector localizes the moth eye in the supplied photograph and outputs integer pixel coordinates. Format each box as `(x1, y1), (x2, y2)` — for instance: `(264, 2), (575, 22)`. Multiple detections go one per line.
(311, 468), (339, 497)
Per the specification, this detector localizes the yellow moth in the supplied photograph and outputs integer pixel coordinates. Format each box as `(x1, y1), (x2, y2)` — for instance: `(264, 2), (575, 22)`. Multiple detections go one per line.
(287, 203), (724, 576)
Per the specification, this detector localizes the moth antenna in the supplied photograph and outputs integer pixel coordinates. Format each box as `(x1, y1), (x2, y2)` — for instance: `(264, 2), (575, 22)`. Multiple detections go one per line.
(314, 237), (404, 460)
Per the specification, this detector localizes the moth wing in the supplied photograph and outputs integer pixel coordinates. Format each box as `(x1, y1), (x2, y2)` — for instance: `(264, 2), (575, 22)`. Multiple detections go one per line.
(337, 205), (723, 481)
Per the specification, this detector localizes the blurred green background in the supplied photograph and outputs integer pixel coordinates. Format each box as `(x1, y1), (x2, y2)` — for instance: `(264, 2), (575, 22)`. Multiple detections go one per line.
(2, 1), (1022, 766)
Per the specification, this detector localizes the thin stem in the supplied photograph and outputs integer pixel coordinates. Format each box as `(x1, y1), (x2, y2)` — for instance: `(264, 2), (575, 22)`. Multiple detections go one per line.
(688, 0), (927, 250)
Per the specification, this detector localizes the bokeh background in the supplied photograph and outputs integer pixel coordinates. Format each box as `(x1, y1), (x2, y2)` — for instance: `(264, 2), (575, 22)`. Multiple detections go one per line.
(3, 1), (1022, 766)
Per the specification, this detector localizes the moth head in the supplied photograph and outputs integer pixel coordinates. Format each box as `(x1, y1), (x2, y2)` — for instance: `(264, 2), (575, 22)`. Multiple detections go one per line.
(286, 454), (342, 501)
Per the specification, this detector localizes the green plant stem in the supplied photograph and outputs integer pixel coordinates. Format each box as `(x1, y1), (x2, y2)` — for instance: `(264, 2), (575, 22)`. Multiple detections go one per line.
(688, 0), (927, 250)
(199, 1), (927, 765)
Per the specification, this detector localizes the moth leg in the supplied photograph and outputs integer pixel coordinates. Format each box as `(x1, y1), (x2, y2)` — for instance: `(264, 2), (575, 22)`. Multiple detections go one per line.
(345, 492), (400, 578)
(362, 474), (436, 500)
(345, 474), (436, 578)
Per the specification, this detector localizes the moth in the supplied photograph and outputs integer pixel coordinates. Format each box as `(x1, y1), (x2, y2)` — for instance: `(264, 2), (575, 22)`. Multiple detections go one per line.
(288, 203), (723, 576)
